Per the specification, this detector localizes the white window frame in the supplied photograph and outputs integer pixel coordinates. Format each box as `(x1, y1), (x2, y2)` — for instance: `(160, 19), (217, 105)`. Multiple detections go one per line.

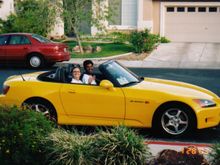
(107, 0), (138, 30)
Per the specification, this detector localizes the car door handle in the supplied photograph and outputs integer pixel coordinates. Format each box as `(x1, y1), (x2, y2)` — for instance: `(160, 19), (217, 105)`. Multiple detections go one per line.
(68, 90), (76, 94)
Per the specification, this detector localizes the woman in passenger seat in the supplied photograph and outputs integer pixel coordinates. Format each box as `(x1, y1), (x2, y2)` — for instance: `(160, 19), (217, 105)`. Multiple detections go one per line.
(71, 65), (82, 84)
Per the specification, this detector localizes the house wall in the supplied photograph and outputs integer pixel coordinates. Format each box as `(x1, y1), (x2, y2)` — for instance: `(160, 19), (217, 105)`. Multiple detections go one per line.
(140, 0), (153, 31)
(0, 0), (14, 20)
(143, 0), (153, 20)
(152, 1), (160, 34)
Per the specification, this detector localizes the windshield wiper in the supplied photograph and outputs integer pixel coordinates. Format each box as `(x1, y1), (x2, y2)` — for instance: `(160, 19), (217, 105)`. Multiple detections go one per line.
(139, 76), (144, 81)
(122, 81), (139, 87)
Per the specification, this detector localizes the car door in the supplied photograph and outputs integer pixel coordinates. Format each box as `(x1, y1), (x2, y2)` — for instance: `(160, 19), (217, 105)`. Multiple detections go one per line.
(0, 35), (9, 61)
(60, 83), (125, 120)
(6, 35), (31, 61)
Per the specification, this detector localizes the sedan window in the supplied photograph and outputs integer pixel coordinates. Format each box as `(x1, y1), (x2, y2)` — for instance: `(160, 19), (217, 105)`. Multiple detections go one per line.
(9, 35), (31, 45)
(32, 34), (52, 43)
(0, 36), (8, 45)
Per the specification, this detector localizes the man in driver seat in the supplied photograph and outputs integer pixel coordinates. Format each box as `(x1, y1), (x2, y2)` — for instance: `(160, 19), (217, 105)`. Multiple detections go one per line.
(82, 60), (97, 85)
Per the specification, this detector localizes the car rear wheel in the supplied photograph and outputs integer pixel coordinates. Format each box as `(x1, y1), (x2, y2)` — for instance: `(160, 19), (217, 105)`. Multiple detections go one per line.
(153, 105), (196, 137)
(23, 100), (57, 123)
(27, 54), (45, 69)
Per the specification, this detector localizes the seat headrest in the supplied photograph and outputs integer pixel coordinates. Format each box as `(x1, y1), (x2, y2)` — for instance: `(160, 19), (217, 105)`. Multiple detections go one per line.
(54, 67), (66, 82)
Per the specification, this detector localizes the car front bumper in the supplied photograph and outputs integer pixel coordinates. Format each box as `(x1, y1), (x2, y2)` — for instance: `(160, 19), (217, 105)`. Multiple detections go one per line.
(197, 106), (220, 129)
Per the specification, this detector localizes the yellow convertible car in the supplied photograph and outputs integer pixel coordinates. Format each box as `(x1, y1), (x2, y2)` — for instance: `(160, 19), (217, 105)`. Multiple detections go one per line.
(0, 60), (219, 137)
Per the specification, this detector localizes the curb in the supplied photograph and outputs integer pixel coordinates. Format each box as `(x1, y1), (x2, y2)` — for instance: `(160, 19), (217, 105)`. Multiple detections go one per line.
(71, 52), (133, 61)
(145, 140), (211, 147)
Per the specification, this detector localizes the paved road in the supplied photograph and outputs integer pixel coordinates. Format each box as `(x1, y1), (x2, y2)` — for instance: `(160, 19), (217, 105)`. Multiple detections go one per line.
(0, 66), (220, 143)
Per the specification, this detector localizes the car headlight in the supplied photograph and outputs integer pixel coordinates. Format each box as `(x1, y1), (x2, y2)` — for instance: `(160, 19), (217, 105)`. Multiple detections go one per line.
(193, 99), (216, 108)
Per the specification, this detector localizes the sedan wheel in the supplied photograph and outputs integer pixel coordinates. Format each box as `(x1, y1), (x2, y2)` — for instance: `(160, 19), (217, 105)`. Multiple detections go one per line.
(28, 54), (44, 68)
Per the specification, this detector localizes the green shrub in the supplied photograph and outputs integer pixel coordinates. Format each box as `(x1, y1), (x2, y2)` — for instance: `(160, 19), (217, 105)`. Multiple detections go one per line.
(45, 129), (96, 165)
(109, 32), (130, 43)
(160, 36), (170, 43)
(144, 34), (160, 52)
(0, 0), (56, 36)
(130, 29), (171, 53)
(93, 126), (151, 165)
(130, 29), (160, 53)
(0, 106), (53, 165)
(45, 126), (151, 165)
(130, 30), (146, 53)
(209, 143), (220, 165)
(0, 15), (17, 34)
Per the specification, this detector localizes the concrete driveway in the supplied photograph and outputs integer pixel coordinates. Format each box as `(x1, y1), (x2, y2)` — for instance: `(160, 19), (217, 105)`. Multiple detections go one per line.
(143, 43), (220, 69)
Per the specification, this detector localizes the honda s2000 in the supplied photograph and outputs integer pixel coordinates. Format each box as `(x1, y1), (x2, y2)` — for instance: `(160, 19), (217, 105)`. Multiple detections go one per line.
(0, 60), (219, 137)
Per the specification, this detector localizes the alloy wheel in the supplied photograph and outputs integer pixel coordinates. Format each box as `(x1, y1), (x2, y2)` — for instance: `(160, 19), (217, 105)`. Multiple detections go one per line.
(161, 108), (189, 135)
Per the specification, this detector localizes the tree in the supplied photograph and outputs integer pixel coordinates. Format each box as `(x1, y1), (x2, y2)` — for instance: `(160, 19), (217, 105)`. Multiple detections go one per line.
(0, 0), (58, 37)
(62, 0), (118, 54)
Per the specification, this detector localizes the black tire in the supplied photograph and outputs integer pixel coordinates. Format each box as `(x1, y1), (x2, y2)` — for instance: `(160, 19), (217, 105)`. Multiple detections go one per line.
(153, 104), (196, 137)
(23, 100), (57, 123)
(27, 53), (45, 69)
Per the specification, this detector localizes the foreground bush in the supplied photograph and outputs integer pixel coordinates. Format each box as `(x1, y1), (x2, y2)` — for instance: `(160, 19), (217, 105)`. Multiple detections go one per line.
(93, 126), (151, 165)
(209, 143), (220, 165)
(0, 106), (53, 165)
(45, 129), (95, 165)
(45, 126), (151, 165)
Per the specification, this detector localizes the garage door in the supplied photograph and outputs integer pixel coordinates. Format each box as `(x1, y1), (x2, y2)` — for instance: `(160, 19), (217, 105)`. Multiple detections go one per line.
(165, 6), (220, 42)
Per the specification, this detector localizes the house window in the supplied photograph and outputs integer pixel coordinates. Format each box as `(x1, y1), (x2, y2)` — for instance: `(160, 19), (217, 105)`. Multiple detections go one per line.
(209, 7), (217, 12)
(187, 7), (196, 12)
(109, 0), (137, 26)
(177, 7), (185, 12)
(167, 7), (175, 12)
(198, 7), (206, 12)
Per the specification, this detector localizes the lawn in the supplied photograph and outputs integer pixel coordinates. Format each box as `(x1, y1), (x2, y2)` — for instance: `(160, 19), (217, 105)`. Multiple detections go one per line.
(64, 41), (133, 58)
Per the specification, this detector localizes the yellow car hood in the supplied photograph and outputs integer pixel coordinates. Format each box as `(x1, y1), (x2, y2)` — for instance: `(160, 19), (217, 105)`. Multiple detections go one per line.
(132, 78), (218, 99)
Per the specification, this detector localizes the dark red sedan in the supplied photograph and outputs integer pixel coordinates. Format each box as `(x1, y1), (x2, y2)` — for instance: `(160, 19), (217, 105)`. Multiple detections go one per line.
(0, 33), (70, 68)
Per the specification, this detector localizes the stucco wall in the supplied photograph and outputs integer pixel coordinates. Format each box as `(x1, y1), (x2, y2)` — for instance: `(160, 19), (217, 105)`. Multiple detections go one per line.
(152, 1), (160, 34)
(0, 0), (14, 20)
(143, 0), (153, 21)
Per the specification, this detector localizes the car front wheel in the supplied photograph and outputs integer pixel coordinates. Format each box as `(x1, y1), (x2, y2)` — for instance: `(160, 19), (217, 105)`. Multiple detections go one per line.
(153, 105), (196, 137)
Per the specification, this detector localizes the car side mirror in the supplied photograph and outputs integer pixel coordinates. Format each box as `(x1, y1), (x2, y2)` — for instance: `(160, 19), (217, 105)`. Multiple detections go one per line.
(100, 80), (115, 91)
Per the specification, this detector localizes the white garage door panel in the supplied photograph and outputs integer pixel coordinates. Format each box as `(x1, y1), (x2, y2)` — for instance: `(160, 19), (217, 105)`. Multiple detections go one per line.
(165, 8), (220, 43)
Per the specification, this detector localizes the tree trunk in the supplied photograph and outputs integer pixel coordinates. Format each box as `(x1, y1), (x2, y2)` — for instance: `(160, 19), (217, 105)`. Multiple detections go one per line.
(73, 27), (84, 54)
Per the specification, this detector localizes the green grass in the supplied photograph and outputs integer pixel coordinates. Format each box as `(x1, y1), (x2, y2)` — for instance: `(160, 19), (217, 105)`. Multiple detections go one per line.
(64, 41), (133, 58)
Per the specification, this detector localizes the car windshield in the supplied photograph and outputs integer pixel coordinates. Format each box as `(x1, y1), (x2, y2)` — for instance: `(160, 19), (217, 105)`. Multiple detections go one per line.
(32, 34), (52, 43)
(100, 61), (140, 86)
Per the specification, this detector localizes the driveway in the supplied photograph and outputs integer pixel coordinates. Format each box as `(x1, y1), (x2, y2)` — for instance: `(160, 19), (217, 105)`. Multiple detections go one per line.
(143, 43), (220, 69)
